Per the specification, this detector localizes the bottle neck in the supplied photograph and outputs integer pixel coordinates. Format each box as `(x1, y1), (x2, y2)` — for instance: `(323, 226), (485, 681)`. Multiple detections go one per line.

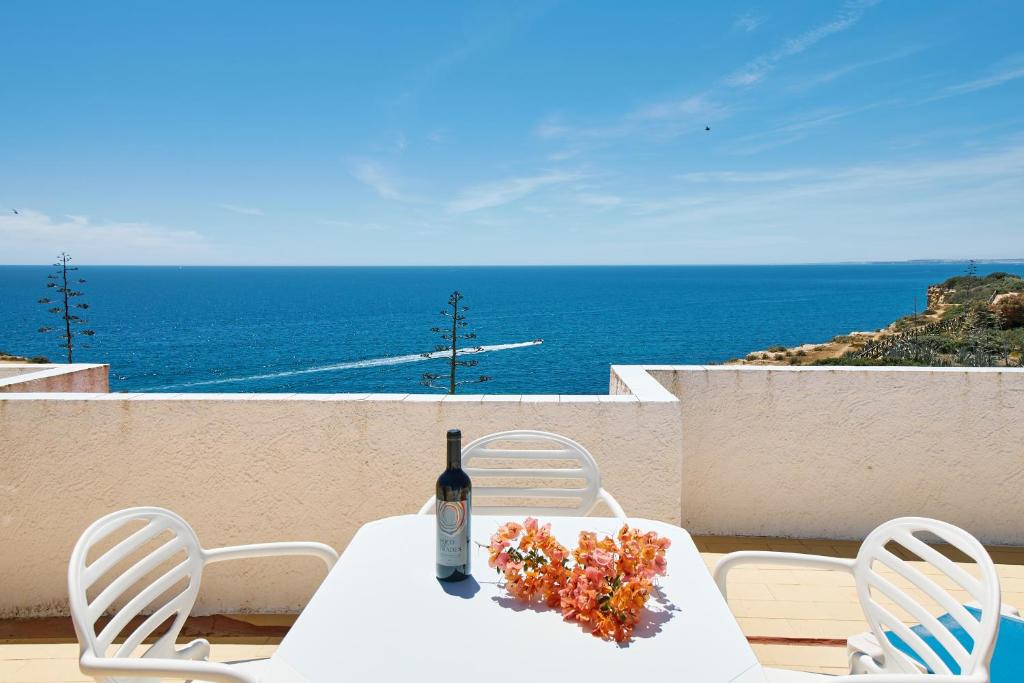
(446, 442), (462, 470)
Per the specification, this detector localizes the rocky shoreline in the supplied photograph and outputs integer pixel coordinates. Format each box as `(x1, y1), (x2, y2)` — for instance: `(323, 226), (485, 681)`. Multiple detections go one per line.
(0, 352), (49, 364)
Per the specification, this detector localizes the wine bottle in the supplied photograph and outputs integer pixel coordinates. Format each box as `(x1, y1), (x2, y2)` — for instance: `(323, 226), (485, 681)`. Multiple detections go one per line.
(436, 428), (472, 581)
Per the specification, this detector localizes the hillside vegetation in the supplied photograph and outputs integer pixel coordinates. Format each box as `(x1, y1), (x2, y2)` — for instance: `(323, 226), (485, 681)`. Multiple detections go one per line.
(0, 351), (50, 364)
(732, 271), (1024, 368)
(821, 272), (1024, 367)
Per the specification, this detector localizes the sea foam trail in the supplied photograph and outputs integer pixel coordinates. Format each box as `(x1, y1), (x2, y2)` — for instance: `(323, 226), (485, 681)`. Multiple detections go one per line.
(146, 340), (542, 390)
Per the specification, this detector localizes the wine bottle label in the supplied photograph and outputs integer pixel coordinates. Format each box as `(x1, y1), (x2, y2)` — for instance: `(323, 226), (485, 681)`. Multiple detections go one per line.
(436, 499), (469, 566)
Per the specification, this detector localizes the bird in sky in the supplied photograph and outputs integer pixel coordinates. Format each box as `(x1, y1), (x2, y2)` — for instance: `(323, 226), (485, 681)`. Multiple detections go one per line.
(10, 208), (17, 215)
(705, 126), (711, 132)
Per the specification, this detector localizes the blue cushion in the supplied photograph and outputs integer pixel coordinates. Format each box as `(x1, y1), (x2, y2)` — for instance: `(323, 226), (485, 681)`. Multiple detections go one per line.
(883, 606), (1024, 681)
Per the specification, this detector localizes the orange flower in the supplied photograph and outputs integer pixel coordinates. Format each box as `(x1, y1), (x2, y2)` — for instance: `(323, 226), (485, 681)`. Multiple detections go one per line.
(493, 519), (670, 643)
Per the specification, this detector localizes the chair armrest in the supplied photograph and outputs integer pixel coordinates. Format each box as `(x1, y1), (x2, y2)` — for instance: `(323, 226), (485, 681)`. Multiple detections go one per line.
(713, 550), (855, 599)
(598, 489), (627, 519)
(203, 541), (338, 570)
(81, 653), (258, 683)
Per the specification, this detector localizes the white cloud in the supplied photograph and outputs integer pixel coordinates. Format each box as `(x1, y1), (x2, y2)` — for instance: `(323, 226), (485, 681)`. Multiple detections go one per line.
(0, 209), (211, 264)
(939, 55), (1024, 97)
(828, 145), (1016, 189)
(547, 148), (582, 161)
(534, 119), (569, 139)
(534, 116), (629, 141)
(350, 160), (416, 202)
(721, 100), (892, 155)
(551, 145), (1017, 263)
(532, 4), (874, 151)
(536, 94), (731, 145)
(724, 2), (878, 87)
(832, 144), (1024, 187)
(629, 94), (732, 123)
(391, 5), (550, 111)
(679, 170), (815, 183)
(789, 46), (923, 91)
(320, 219), (388, 231)
(733, 13), (764, 33)
(531, 3), (871, 155)
(630, 145), (1024, 243)
(576, 193), (623, 207)
(448, 170), (584, 213)
(218, 203), (263, 216)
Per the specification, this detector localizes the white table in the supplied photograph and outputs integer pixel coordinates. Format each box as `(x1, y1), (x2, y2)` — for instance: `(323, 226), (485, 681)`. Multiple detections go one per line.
(270, 515), (766, 682)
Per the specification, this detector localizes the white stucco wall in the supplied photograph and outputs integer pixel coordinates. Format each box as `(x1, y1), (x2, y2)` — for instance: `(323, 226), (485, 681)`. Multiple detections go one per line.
(0, 364), (108, 393)
(0, 392), (681, 617)
(1, 364), (1022, 618)
(0, 366), (39, 379)
(646, 365), (1024, 545)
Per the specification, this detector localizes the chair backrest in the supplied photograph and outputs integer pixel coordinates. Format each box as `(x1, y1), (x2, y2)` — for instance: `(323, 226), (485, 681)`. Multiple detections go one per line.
(68, 507), (205, 669)
(419, 430), (624, 518)
(853, 517), (1001, 677)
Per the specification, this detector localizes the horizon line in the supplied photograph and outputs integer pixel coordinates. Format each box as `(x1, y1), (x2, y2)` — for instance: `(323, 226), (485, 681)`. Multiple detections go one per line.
(2, 259), (1024, 268)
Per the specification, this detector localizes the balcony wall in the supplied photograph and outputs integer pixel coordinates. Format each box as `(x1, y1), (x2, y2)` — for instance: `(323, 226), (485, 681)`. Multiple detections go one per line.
(647, 365), (1024, 545)
(0, 363), (108, 393)
(0, 388), (681, 618)
(1, 364), (1022, 618)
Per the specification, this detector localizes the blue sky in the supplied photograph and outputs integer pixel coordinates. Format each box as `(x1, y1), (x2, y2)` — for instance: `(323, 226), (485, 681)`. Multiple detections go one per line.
(1, 0), (1022, 265)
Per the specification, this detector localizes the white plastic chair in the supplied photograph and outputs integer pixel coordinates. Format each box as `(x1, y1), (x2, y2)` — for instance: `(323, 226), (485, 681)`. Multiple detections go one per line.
(417, 430), (627, 519)
(847, 603), (1022, 679)
(714, 517), (1001, 682)
(68, 506), (337, 683)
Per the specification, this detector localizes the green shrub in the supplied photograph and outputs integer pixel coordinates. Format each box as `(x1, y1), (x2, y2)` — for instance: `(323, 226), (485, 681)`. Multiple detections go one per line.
(941, 273), (1024, 304)
(813, 356), (929, 367)
(941, 304), (964, 319)
(1003, 327), (1024, 349)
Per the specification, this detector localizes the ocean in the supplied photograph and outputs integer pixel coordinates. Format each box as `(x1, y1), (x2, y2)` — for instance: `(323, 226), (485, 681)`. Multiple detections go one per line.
(2, 263), (1021, 394)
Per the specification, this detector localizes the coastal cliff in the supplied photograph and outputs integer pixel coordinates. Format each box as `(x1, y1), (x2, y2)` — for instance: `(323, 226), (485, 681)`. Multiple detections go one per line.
(730, 272), (1024, 367)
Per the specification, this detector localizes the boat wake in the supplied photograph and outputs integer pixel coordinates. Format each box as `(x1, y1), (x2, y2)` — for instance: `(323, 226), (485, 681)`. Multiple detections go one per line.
(146, 340), (543, 390)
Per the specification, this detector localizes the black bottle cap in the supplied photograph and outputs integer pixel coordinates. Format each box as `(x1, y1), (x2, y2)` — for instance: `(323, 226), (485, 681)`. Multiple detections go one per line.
(447, 428), (461, 440)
